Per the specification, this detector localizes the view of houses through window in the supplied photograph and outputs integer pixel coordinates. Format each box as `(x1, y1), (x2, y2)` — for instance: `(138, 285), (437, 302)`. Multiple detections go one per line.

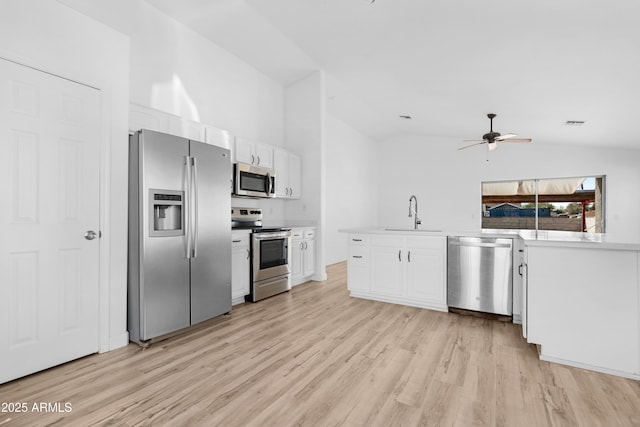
(482, 176), (604, 233)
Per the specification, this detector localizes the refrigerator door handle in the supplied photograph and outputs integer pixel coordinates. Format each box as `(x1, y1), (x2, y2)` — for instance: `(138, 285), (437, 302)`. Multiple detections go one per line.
(192, 156), (199, 258)
(185, 155), (192, 259)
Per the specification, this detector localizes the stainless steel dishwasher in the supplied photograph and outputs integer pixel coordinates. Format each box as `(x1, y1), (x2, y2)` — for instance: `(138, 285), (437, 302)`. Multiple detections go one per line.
(447, 236), (513, 316)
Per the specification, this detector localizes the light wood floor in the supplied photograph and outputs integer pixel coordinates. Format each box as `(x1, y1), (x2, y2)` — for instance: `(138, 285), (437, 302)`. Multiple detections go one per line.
(1, 262), (639, 426)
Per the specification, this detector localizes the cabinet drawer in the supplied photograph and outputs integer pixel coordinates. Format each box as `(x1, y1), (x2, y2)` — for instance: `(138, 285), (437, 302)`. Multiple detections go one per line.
(290, 229), (304, 239)
(349, 246), (369, 267)
(349, 234), (369, 246)
(231, 233), (249, 246)
(304, 229), (315, 239)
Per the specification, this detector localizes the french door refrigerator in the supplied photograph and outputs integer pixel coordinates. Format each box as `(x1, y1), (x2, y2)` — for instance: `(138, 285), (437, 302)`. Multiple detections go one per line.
(128, 129), (231, 344)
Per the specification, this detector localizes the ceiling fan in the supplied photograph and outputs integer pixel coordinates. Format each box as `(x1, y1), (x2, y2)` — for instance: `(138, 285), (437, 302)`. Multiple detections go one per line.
(459, 113), (532, 151)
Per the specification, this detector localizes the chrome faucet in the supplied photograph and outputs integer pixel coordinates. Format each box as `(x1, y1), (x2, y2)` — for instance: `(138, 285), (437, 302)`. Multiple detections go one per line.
(408, 195), (421, 230)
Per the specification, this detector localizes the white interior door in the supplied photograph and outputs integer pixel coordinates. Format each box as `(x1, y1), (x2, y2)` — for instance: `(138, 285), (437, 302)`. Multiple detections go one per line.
(0, 59), (101, 384)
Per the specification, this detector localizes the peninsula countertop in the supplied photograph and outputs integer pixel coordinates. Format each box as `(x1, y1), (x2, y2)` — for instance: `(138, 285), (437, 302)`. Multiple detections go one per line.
(340, 227), (640, 251)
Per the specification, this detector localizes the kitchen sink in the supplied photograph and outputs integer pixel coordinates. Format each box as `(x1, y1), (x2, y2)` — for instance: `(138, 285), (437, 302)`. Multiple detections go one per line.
(384, 228), (442, 233)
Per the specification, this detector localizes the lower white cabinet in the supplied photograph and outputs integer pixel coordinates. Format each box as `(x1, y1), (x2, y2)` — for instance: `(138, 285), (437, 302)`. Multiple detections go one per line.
(347, 233), (447, 311)
(291, 228), (316, 286)
(231, 232), (250, 305)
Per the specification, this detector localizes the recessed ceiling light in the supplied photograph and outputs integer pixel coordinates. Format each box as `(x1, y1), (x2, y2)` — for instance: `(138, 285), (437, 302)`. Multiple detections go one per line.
(565, 120), (585, 126)
(399, 115), (412, 120)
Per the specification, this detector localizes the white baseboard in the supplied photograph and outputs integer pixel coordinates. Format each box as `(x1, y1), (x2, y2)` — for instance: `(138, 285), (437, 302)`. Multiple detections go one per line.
(539, 353), (639, 380)
(104, 332), (129, 353)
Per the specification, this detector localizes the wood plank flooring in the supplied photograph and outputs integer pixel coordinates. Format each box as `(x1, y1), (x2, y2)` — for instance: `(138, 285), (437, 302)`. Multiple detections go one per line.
(1, 262), (639, 426)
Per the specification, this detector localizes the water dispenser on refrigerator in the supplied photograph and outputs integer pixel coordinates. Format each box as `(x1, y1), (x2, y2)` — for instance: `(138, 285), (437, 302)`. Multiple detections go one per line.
(149, 189), (184, 237)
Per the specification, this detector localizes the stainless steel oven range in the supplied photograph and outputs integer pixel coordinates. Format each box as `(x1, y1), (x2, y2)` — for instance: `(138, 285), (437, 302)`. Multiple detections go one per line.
(249, 228), (291, 302)
(231, 207), (292, 302)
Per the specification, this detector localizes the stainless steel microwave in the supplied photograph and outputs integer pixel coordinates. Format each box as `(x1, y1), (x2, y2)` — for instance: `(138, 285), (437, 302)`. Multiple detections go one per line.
(233, 162), (276, 198)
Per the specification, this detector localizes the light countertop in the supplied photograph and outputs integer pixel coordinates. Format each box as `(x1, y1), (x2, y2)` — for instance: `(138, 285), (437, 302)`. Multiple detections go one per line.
(339, 227), (640, 251)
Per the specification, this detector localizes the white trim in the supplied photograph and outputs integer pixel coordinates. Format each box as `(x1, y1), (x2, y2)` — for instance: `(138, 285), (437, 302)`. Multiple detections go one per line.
(312, 271), (328, 282)
(349, 291), (449, 313)
(539, 353), (639, 381)
(106, 332), (129, 353)
(1, 52), (111, 356)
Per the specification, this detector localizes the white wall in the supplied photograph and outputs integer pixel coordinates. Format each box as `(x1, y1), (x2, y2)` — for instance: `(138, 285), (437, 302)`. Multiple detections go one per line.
(284, 71), (327, 280)
(376, 134), (640, 238)
(1, 0), (130, 350)
(61, 0), (288, 221)
(60, 0), (284, 146)
(325, 115), (378, 265)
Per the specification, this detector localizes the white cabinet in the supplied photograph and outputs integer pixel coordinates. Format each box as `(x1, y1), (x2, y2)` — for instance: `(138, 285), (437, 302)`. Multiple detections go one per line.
(370, 237), (405, 296)
(129, 103), (170, 134)
(203, 125), (234, 149)
(347, 235), (370, 293)
(405, 240), (445, 304)
(303, 232), (316, 277)
(290, 228), (316, 286)
(231, 232), (250, 305)
(235, 137), (273, 168)
(526, 245), (639, 377)
(129, 104), (233, 149)
(347, 233), (447, 311)
(274, 148), (302, 199)
(512, 237), (525, 326)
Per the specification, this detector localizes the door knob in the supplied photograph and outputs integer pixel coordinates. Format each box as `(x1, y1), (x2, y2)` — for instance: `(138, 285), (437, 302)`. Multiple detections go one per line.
(84, 230), (98, 240)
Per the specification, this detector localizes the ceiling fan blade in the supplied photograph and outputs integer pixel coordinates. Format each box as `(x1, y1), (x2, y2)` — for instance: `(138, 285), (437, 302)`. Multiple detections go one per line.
(463, 139), (485, 142)
(488, 141), (498, 151)
(495, 133), (517, 140)
(458, 141), (486, 150)
(502, 138), (532, 143)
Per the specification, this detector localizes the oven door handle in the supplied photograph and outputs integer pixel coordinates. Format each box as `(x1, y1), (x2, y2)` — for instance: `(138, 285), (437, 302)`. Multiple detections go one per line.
(253, 231), (291, 240)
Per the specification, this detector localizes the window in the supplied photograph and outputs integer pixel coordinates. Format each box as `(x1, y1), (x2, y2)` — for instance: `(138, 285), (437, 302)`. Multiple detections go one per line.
(481, 176), (604, 233)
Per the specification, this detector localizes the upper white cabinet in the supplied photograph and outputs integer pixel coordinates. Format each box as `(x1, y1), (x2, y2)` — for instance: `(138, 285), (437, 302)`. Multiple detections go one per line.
(129, 104), (232, 149)
(235, 137), (273, 168)
(274, 148), (301, 199)
(203, 125), (234, 149)
(129, 103), (170, 134)
(169, 116), (204, 141)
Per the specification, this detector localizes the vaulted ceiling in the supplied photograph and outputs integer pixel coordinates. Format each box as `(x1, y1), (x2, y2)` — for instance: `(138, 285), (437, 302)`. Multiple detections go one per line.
(147, 0), (640, 149)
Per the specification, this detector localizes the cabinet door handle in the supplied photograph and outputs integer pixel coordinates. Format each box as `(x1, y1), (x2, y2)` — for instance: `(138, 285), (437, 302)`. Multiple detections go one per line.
(352, 238), (362, 242)
(251, 154), (255, 164)
(232, 239), (241, 243)
(304, 241), (308, 250)
(352, 255), (363, 259)
(518, 263), (523, 277)
(398, 250), (402, 262)
(246, 248), (250, 259)
(257, 156), (261, 165)
(300, 242), (304, 250)
(408, 251), (411, 262)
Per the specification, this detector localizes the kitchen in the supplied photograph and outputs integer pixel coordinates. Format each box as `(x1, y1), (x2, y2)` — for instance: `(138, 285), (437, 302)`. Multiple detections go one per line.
(1, 0), (640, 425)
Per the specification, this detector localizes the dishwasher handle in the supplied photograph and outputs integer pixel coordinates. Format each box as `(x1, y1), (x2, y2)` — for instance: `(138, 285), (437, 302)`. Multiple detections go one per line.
(449, 241), (512, 249)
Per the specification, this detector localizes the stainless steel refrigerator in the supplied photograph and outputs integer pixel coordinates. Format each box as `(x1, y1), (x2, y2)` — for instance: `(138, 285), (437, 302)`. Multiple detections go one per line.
(128, 129), (231, 344)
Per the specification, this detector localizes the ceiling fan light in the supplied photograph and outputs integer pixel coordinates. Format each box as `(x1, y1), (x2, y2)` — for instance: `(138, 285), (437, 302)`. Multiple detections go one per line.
(488, 141), (498, 151)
